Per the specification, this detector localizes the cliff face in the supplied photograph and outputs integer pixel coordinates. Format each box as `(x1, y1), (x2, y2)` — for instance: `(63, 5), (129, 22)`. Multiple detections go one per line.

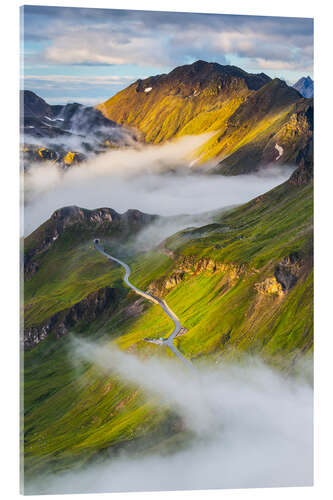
(148, 250), (308, 300)
(24, 286), (119, 349)
(147, 255), (246, 297)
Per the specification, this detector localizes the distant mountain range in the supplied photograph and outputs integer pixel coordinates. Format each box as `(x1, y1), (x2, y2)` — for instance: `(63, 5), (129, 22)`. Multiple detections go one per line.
(97, 60), (313, 174)
(23, 60), (314, 479)
(21, 90), (137, 168)
(293, 76), (314, 98)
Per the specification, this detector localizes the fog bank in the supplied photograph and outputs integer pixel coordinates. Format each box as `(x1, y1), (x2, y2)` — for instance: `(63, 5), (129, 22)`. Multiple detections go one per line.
(23, 135), (294, 235)
(25, 339), (313, 494)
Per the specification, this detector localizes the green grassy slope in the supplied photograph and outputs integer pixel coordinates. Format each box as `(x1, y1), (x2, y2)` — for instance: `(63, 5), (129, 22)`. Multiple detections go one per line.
(120, 180), (313, 367)
(23, 178), (313, 480)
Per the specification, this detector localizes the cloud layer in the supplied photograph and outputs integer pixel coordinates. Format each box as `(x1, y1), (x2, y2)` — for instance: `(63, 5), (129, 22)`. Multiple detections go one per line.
(23, 136), (294, 236)
(22, 6), (313, 103)
(25, 338), (313, 495)
(24, 7), (313, 70)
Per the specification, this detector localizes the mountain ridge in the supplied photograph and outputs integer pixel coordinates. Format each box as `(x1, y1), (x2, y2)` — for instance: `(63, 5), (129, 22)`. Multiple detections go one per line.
(24, 206), (157, 281)
(21, 90), (137, 168)
(97, 60), (312, 173)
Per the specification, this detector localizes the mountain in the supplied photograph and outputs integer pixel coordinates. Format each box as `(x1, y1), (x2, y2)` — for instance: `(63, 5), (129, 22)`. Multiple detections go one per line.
(22, 90), (54, 120)
(21, 90), (119, 138)
(23, 167), (313, 477)
(293, 76), (314, 98)
(21, 90), (137, 169)
(97, 60), (312, 172)
(24, 206), (157, 285)
(21, 90), (69, 139)
(22, 61), (314, 482)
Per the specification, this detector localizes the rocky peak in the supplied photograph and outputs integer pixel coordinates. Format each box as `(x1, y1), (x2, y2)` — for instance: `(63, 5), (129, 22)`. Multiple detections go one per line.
(133, 60), (271, 98)
(293, 76), (314, 98)
(51, 206), (121, 228)
(25, 206), (158, 279)
(49, 205), (156, 231)
(167, 60), (271, 91)
(21, 90), (53, 119)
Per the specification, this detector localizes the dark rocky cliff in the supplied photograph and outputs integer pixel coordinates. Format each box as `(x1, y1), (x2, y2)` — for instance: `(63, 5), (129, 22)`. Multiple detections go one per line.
(24, 286), (119, 349)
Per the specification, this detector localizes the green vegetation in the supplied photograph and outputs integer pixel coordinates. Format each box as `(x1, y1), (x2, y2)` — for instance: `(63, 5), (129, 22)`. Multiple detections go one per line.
(22, 61), (313, 486)
(167, 181), (313, 267)
(23, 178), (313, 480)
(24, 334), (180, 477)
(24, 242), (123, 327)
(97, 62), (312, 172)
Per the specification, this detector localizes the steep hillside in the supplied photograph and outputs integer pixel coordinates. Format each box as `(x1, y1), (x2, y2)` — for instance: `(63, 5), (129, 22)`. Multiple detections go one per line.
(24, 206), (157, 338)
(97, 60), (312, 171)
(214, 93), (313, 174)
(23, 169), (313, 478)
(22, 90), (53, 120)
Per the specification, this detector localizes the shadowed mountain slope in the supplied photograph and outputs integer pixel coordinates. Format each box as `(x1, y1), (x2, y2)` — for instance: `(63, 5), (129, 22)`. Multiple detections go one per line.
(21, 91), (138, 169)
(293, 76), (314, 98)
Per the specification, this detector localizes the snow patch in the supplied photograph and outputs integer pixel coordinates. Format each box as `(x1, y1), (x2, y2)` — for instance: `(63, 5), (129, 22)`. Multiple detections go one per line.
(275, 143), (284, 161)
(144, 87), (152, 93)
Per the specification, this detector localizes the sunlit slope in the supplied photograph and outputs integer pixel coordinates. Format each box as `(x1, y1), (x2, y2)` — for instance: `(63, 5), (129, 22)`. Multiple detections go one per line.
(97, 61), (312, 171)
(155, 181), (313, 366)
(23, 177), (313, 479)
(114, 179), (313, 368)
(24, 333), (186, 479)
(24, 218), (179, 478)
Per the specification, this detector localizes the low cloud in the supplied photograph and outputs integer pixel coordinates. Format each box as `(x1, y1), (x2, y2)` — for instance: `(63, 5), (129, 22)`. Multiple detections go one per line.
(25, 338), (313, 495)
(23, 135), (293, 236)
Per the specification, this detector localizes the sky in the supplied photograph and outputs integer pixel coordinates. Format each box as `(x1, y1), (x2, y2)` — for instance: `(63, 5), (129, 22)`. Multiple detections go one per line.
(21, 5), (313, 105)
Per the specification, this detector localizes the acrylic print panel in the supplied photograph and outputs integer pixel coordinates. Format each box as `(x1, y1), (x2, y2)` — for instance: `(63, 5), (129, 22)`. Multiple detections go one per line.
(21, 4), (314, 495)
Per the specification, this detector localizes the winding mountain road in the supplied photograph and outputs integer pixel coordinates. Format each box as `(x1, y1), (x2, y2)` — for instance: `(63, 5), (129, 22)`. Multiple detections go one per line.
(94, 241), (192, 368)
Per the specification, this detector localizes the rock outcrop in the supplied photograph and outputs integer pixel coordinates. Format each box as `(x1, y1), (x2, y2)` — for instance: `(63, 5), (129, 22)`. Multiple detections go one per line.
(274, 253), (306, 291)
(254, 277), (284, 296)
(24, 286), (119, 349)
(147, 255), (246, 297)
